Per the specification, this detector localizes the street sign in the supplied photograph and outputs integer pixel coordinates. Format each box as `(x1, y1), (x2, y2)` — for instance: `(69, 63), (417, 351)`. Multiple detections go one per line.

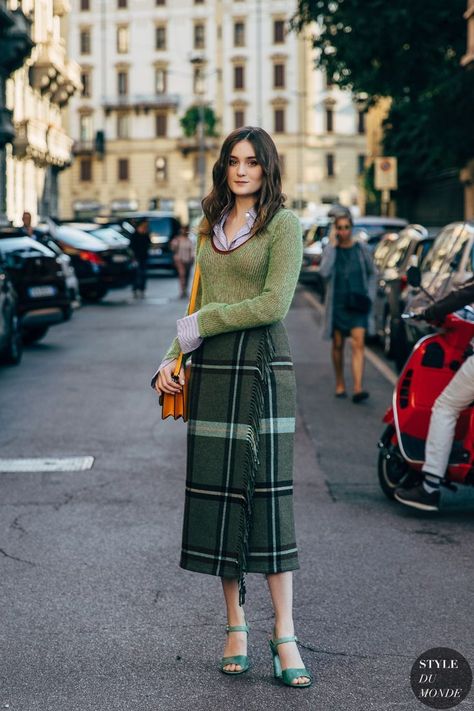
(375, 157), (398, 191)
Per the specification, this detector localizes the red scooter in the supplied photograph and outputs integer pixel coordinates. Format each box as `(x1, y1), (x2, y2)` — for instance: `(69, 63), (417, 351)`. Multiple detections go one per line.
(377, 272), (474, 501)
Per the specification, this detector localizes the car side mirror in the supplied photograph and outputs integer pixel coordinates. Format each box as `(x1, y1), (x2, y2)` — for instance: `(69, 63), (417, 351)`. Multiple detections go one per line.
(407, 265), (421, 287)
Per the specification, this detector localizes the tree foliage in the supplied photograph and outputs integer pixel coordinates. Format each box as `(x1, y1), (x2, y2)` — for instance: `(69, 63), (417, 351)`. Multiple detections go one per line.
(294, 0), (474, 189)
(180, 105), (218, 138)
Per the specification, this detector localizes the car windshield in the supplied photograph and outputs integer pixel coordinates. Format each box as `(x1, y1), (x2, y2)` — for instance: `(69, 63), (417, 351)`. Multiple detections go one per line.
(148, 217), (175, 236)
(56, 226), (107, 250)
(304, 224), (330, 247)
(422, 224), (467, 275)
(0, 236), (56, 257)
(384, 232), (413, 269)
(373, 236), (399, 269)
(89, 227), (128, 242)
(354, 222), (405, 237)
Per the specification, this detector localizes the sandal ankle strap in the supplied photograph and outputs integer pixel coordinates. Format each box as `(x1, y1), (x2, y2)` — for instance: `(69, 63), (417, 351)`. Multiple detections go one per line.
(271, 634), (298, 648)
(226, 623), (249, 634)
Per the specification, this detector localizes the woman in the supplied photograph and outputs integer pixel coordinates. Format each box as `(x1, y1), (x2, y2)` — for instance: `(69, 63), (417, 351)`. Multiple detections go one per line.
(152, 127), (311, 687)
(171, 225), (195, 298)
(319, 213), (374, 402)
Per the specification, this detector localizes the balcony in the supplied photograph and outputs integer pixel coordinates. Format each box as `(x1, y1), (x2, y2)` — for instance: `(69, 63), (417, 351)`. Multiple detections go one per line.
(176, 136), (219, 156)
(29, 40), (81, 105)
(72, 139), (95, 155)
(102, 94), (180, 113)
(46, 126), (73, 166)
(13, 119), (48, 162)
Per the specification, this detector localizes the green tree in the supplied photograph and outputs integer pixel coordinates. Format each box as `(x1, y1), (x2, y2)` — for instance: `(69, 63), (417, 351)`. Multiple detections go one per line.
(180, 105), (218, 138)
(294, 0), (474, 192)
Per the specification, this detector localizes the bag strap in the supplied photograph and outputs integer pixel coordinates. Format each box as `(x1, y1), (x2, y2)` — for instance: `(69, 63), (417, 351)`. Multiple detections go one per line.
(172, 235), (203, 378)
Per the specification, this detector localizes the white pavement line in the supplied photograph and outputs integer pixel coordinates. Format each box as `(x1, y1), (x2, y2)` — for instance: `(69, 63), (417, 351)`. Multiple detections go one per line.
(301, 288), (398, 386)
(0, 457), (95, 473)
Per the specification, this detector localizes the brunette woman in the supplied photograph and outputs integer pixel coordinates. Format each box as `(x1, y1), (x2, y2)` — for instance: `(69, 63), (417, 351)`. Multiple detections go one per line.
(319, 213), (374, 402)
(151, 127), (311, 687)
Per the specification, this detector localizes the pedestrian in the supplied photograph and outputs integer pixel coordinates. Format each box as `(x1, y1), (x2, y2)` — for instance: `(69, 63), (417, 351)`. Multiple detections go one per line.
(319, 213), (375, 402)
(129, 218), (151, 299)
(151, 126), (311, 687)
(21, 211), (34, 237)
(171, 225), (194, 298)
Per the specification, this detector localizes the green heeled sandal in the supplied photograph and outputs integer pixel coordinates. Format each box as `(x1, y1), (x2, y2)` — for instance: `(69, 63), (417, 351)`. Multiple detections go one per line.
(269, 634), (313, 688)
(220, 622), (250, 675)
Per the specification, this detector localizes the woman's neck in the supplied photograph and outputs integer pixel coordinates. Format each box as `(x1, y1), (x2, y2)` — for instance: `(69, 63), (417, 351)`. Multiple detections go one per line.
(229, 195), (256, 220)
(338, 238), (353, 249)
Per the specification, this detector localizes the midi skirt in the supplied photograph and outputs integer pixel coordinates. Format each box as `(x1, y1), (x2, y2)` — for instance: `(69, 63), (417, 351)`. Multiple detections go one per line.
(180, 321), (299, 605)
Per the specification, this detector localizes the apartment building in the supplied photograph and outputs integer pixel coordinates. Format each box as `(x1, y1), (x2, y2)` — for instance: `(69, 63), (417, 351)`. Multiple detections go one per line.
(61, 0), (368, 222)
(2, 0), (80, 225)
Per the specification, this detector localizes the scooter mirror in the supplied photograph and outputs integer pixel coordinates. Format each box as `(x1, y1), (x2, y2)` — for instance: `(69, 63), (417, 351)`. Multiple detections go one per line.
(407, 265), (421, 288)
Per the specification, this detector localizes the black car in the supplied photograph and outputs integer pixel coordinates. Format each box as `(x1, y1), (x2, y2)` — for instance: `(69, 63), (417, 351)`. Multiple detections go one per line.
(0, 255), (22, 364)
(0, 229), (72, 344)
(111, 211), (181, 271)
(373, 225), (436, 369)
(41, 224), (137, 301)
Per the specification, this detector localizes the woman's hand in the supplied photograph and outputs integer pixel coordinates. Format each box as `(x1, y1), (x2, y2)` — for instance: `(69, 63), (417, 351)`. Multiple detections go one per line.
(155, 359), (185, 395)
(328, 224), (338, 247)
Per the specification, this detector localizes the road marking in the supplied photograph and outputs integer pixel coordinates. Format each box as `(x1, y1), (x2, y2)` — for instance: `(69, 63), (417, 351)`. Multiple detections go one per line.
(301, 289), (397, 386)
(0, 457), (95, 473)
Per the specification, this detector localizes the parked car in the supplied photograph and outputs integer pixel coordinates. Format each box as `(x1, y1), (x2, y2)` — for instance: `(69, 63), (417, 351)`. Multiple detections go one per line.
(62, 222), (131, 248)
(33, 225), (80, 305)
(403, 220), (474, 357)
(112, 211), (181, 271)
(0, 255), (22, 364)
(353, 216), (408, 251)
(38, 224), (137, 302)
(0, 229), (72, 344)
(372, 225), (436, 368)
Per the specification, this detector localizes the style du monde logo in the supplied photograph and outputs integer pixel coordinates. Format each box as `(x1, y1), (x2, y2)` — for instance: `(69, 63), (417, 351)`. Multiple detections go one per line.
(410, 648), (472, 709)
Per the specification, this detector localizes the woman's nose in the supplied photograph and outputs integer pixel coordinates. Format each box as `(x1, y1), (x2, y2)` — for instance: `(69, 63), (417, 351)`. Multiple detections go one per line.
(237, 163), (247, 176)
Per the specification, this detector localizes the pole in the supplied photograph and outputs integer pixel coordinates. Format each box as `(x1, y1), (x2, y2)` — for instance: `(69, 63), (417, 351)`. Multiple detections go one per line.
(198, 96), (205, 203)
(381, 189), (390, 217)
(0, 73), (9, 225)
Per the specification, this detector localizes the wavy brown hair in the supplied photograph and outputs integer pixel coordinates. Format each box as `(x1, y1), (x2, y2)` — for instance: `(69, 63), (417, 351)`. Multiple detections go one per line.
(199, 127), (285, 238)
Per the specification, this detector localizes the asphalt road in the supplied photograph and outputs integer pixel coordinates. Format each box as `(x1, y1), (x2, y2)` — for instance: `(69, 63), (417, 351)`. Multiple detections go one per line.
(1, 275), (473, 711)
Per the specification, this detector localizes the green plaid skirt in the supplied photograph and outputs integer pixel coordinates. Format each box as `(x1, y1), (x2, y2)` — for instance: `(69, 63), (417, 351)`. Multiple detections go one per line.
(180, 321), (299, 605)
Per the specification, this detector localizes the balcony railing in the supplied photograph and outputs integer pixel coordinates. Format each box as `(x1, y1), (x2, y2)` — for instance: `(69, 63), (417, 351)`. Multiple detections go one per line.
(176, 136), (219, 156)
(102, 94), (180, 112)
(72, 140), (95, 155)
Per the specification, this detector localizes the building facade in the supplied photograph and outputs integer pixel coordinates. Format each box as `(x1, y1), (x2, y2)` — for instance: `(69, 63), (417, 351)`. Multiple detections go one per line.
(3, 0), (80, 225)
(461, 0), (474, 218)
(61, 0), (368, 222)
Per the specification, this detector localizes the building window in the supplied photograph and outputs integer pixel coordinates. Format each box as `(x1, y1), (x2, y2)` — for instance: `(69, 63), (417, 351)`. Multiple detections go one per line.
(194, 0), (204, 4)
(193, 65), (205, 94)
(80, 71), (91, 97)
(80, 28), (91, 55)
(279, 153), (286, 177)
(155, 113), (167, 137)
(79, 114), (93, 141)
(117, 0), (127, 7)
(234, 109), (245, 128)
(234, 21), (245, 47)
(155, 156), (167, 181)
(117, 114), (128, 139)
(326, 107), (334, 133)
(156, 25), (166, 50)
(80, 0), (90, 10)
(357, 154), (365, 175)
(116, 25), (129, 53)
(117, 70), (128, 95)
(274, 108), (285, 133)
(326, 153), (335, 177)
(194, 23), (205, 49)
(80, 158), (92, 181)
(118, 158), (129, 181)
(156, 0), (165, 4)
(357, 110), (366, 134)
(273, 19), (285, 44)
(274, 63), (285, 89)
(234, 65), (245, 90)
(155, 67), (167, 94)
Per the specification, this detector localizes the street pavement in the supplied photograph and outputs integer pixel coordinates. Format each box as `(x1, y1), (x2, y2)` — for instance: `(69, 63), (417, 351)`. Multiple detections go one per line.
(1, 275), (474, 711)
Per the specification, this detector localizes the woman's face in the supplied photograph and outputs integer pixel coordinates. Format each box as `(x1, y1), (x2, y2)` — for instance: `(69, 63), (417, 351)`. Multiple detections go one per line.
(226, 140), (263, 197)
(335, 218), (352, 242)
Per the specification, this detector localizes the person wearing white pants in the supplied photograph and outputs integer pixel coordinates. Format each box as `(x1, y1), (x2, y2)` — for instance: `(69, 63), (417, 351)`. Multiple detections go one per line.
(395, 277), (474, 512)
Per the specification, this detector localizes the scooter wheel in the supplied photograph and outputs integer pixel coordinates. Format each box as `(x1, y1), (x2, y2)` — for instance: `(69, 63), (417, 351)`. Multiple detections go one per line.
(378, 427), (411, 500)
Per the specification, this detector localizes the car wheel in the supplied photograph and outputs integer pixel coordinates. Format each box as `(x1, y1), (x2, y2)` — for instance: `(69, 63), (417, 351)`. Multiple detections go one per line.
(81, 286), (108, 302)
(0, 314), (23, 365)
(23, 326), (49, 345)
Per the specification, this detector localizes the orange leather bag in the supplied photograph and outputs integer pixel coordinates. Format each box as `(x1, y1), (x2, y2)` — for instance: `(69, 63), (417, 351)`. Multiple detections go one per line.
(158, 246), (201, 422)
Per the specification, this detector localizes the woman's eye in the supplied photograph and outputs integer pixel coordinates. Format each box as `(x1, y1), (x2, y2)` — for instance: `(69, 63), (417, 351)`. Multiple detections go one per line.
(229, 159), (237, 166)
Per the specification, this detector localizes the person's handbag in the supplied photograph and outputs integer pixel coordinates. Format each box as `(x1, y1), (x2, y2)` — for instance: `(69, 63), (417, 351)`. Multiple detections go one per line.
(155, 239), (201, 422)
(344, 243), (372, 314)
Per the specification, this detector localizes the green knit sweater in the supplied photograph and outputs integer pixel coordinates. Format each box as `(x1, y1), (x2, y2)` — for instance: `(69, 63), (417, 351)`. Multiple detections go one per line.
(163, 208), (303, 362)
